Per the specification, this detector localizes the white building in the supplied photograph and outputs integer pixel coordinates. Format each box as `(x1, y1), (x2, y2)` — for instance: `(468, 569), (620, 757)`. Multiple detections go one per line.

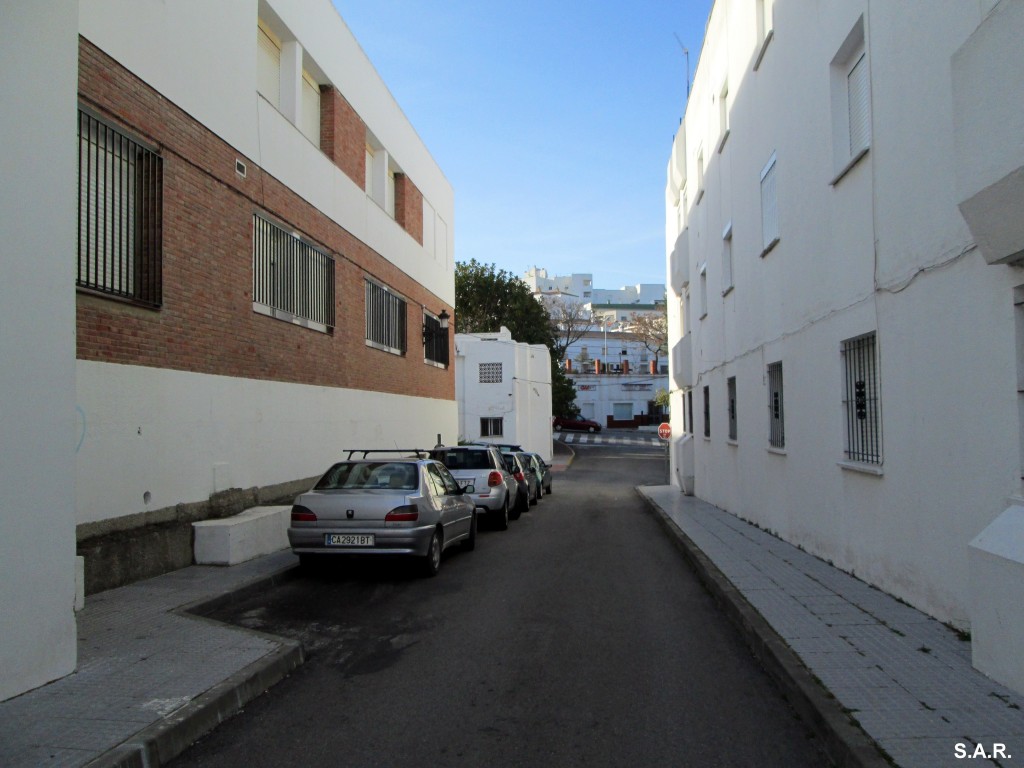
(455, 328), (553, 460)
(524, 267), (664, 308)
(563, 331), (668, 427)
(666, 0), (1024, 692)
(2, 0), (456, 701)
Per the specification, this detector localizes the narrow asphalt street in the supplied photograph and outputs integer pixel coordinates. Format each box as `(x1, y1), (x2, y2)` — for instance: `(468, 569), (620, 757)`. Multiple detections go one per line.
(170, 438), (828, 767)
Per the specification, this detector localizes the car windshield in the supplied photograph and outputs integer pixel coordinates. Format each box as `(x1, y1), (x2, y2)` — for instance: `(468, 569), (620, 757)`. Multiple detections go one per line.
(433, 449), (491, 470)
(314, 462), (418, 491)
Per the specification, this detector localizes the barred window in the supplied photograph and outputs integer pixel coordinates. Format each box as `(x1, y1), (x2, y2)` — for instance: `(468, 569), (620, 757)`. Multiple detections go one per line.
(703, 385), (710, 438)
(479, 363), (503, 384)
(77, 109), (162, 307)
(767, 362), (784, 448)
(253, 215), (335, 331)
(423, 311), (449, 367)
(842, 333), (882, 464)
(481, 417), (503, 437)
(727, 377), (738, 440)
(365, 279), (407, 354)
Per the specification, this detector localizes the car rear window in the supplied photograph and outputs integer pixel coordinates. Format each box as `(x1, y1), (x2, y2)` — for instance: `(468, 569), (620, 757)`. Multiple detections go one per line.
(315, 462), (418, 491)
(433, 449), (492, 471)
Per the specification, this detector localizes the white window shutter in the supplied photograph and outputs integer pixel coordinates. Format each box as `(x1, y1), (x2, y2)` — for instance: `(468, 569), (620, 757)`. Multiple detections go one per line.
(257, 26), (281, 109)
(848, 53), (870, 153)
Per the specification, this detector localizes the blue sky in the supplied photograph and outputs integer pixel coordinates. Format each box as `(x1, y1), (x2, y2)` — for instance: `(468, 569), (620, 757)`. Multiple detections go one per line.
(332, 0), (712, 290)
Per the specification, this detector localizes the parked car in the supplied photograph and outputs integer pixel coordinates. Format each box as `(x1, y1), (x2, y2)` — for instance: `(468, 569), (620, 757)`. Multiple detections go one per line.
(501, 451), (535, 511)
(288, 450), (476, 577)
(517, 452), (544, 504)
(526, 452), (552, 495)
(553, 415), (602, 433)
(430, 444), (519, 530)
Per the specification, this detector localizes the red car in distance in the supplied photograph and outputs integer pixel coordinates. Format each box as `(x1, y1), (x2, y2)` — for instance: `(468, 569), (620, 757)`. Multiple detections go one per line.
(553, 416), (602, 433)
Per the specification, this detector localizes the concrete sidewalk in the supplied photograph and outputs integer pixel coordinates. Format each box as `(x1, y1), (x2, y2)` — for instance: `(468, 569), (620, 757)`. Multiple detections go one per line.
(0, 550), (303, 768)
(639, 485), (1024, 768)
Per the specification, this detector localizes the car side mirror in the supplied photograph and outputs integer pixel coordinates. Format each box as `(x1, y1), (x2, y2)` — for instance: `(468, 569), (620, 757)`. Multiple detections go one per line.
(459, 483), (475, 495)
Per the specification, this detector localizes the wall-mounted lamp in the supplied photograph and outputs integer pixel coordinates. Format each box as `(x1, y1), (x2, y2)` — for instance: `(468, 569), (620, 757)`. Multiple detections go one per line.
(422, 308), (450, 340)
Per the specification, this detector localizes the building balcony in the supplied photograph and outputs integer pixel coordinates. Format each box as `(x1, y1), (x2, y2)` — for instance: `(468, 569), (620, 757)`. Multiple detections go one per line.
(952, 0), (1024, 266)
(670, 333), (692, 389)
(669, 228), (690, 294)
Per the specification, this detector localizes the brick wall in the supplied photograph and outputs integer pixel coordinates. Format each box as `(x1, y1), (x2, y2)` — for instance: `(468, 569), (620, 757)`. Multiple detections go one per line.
(77, 37), (453, 402)
(320, 84), (365, 189)
(394, 173), (424, 245)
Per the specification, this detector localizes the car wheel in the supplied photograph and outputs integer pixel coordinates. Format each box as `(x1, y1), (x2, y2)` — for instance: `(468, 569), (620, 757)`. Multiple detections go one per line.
(545, 482), (552, 495)
(422, 529), (442, 577)
(512, 490), (527, 518)
(492, 498), (509, 531)
(537, 483), (543, 500)
(554, 424), (562, 431)
(587, 426), (596, 433)
(530, 485), (538, 506)
(462, 511), (477, 551)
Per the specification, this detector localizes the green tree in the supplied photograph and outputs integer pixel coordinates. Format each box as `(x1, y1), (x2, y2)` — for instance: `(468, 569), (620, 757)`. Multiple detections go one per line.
(455, 259), (577, 418)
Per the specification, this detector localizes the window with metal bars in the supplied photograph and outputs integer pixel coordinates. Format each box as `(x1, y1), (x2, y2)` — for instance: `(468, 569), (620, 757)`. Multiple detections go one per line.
(77, 109), (162, 307)
(253, 215), (335, 330)
(479, 363), (503, 384)
(703, 385), (711, 438)
(423, 311), (449, 367)
(727, 377), (738, 440)
(767, 362), (784, 448)
(365, 279), (407, 354)
(842, 333), (882, 464)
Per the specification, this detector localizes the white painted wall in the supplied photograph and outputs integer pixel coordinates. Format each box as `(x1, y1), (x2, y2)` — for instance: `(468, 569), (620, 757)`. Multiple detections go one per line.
(666, 0), (1024, 632)
(78, 0), (455, 304)
(0, 0), (78, 701)
(76, 362), (457, 525)
(455, 330), (553, 460)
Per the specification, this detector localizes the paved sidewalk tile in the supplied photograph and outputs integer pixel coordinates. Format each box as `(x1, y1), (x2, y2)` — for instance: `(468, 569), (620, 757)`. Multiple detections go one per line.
(639, 486), (1024, 768)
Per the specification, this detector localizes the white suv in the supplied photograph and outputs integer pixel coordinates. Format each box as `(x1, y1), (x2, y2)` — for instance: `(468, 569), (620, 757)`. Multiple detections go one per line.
(430, 445), (520, 530)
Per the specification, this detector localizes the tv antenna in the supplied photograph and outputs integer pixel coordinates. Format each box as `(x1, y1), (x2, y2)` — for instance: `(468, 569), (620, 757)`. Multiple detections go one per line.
(673, 33), (690, 99)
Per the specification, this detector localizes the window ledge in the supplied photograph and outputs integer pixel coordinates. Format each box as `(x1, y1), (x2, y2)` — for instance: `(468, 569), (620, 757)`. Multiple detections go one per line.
(759, 237), (780, 259)
(829, 146), (870, 187)
(699, 311), (708, 321)
(727, 438), (738, 446)
(721, 285), (734, 298)
(766, 445), (787, 456)
(717, 129), (730, 154)
(753, 29), (774, 71)
(837, 459), (884, 476)
(424, 359), (448, 370)
(695, 188), (705, 205)
(253, 302), (331, 334)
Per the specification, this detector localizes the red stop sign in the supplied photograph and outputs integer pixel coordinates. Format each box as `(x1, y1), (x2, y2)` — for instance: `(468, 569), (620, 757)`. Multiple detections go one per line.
(658, 422), (672, 440)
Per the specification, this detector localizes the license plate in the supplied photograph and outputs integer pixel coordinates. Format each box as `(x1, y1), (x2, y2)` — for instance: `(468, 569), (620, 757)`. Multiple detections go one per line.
(324, 534), (374, 547)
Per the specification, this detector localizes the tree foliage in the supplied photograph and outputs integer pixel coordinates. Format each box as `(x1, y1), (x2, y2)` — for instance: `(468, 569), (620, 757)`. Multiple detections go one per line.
(544, 297), (595, 360)
(629, 307), (669, 369)
(454, 259), (553, 346)
(455, 259), (577, 417)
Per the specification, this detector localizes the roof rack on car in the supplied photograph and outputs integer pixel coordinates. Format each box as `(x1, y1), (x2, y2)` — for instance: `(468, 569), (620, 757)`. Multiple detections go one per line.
(343, 448), (431, 460)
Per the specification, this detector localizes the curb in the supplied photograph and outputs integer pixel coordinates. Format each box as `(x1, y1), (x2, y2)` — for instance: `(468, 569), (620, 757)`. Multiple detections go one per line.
(83, 564), (306, 768)
(636, 489), (890, 768)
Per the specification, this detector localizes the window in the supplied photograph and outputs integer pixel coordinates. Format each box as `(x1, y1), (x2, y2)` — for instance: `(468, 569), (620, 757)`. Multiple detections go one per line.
(702, 385), (711, 438)
(699, 262), (708, 319)
(613, 402), (633, 421)
(718, 81), (730, 152)
(78, 109), (163, 307)
(767, 362), (784, 448)
(481, 417), (504, 437)
(722, 221), (734, 295)
(727, 377), (738, 440)
(695, 148), (705, 204)
(299, 70), (320, 145)
(365, 279), (407, 354)
(364, 145), (375, 194)
(754, 0), (775, 70)
(257, 23), (281, 109)
(760, 153), (779, 255)
(479, 362), (503, 383)
(252, 215), (335, 330)
(830, 17), (870, 183)
(423, 311), (449, 367)
(842, 333), (882, 464)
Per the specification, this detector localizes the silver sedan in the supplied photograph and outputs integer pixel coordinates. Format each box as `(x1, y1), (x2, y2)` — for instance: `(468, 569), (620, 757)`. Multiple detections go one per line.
(288, 454), (476, 576)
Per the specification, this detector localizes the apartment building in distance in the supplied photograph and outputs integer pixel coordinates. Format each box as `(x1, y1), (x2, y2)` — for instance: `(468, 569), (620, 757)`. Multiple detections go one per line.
(2, 0), (455, 701)
(666, 0), (1024, 692)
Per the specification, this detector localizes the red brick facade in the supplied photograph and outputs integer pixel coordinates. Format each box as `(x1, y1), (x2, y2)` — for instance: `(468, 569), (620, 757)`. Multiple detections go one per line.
(319, 85), (366, 190)
(394, 174), (424, 245)
(76, 37), (453, 402)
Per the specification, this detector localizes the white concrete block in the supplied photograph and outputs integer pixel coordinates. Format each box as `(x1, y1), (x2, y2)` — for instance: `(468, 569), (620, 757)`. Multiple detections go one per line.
(969, 505), (1024, 695)
(193, 506), (291, 566)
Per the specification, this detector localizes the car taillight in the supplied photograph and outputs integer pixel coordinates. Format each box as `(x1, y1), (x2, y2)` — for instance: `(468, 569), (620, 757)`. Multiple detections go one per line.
(385, 504), (419, 522)
(291, 505), (317, 522)
(514, 471), (525, 482)
(487, 471), (503, 487)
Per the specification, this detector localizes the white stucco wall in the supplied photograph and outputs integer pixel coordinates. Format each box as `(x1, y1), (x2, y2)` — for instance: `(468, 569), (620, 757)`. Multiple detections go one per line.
(0, 0), (79, 701)
(666, 0), (1024, 629)
(78, 0), (454, 305)
(76, 362), (457, 525)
